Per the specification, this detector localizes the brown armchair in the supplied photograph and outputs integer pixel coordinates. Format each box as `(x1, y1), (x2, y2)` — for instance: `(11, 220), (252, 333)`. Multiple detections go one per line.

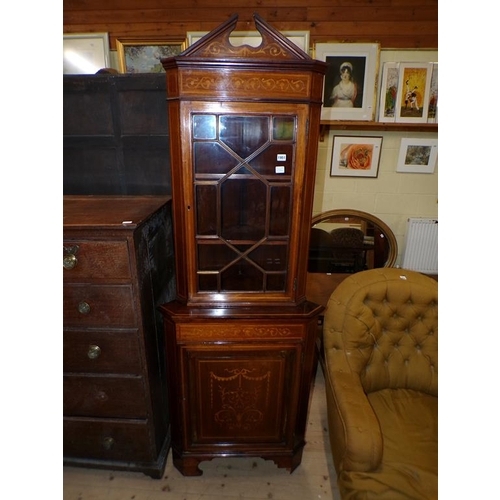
(322, 268), (437, 499)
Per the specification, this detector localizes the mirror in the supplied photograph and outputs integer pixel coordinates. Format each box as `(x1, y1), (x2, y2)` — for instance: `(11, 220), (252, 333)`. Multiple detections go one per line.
(308, 209), (398, 273)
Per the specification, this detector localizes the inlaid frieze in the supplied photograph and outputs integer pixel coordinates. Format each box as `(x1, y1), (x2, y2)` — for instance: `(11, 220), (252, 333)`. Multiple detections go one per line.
(178, 323), (305, 340)
(179, 69), (311, 99)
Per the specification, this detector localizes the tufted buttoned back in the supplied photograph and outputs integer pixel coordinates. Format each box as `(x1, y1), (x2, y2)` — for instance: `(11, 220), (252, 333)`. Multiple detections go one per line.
(323, 268), (437, 396)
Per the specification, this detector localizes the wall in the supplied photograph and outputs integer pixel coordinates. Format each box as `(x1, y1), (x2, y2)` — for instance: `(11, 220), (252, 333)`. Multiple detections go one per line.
(63, 0), (438, 266)
(63, 0), (438, 50)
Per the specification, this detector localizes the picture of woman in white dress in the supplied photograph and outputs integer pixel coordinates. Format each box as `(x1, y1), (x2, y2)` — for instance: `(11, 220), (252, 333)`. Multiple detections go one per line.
(323, 56), (366, 110)
(330, 62), (357, 107)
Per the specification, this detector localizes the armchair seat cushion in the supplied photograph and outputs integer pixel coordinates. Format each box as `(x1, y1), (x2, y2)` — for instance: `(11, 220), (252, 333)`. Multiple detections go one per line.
(339, 388), (437, 500)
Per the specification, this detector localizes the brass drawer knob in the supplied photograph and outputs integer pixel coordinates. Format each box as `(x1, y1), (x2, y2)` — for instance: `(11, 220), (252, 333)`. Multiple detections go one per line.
(102, 437), (115, 450)
(63, 254), (78, 270)
(78, 301), (91, 315)
(63, 245), (79, 270)
(87, 344), (101, 359)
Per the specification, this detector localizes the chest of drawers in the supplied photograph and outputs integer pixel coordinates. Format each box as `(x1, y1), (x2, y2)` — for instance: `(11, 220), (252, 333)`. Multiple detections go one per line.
(63, 196), (175, 478)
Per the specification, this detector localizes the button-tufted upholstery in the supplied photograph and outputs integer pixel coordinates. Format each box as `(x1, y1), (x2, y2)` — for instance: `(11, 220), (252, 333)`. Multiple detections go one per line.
(323, 268), (437, 499)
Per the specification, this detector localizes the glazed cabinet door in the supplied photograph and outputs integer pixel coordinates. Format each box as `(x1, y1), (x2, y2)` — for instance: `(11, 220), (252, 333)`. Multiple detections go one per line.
(178, 102), (310, 306)
(180, 343), (303, 449)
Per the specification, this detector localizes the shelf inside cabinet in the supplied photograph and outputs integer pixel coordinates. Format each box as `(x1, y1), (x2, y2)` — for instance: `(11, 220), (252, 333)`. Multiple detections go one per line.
(319, 121), (438, 141)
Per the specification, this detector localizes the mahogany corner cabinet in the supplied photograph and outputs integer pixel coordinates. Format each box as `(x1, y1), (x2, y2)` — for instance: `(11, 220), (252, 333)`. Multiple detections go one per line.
(159, 14), (327, 476)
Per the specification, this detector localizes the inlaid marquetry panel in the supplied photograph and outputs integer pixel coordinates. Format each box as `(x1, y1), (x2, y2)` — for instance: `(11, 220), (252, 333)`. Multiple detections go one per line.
(182, 346), (300, 446)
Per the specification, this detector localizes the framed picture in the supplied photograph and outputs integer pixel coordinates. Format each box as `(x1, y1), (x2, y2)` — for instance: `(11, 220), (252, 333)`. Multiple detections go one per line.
(428, 62), (438, 123)
(396, 138), (438, 173)
(63, 33), (110, 74)
(186, 30), (310, 53)
(116, 39), (187, 73)
(330, 136), (383, 177)
(378, 62), (400, 122)
(315, 42), (380, 121)
(394, 62), (433, 123)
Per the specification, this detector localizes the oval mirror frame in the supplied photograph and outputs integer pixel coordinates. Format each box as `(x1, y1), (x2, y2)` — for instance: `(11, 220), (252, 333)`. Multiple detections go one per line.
(311, 209), (398, 268)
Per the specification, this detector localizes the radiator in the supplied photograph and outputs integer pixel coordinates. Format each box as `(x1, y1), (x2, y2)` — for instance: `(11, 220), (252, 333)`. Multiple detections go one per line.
(401, 218), (438, 274)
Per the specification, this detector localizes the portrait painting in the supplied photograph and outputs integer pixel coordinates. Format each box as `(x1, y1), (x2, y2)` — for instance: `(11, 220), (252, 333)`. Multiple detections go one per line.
(315, 43), (380, 121)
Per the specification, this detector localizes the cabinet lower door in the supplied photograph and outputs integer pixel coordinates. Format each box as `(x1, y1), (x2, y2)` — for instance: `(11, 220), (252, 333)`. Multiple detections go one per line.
(181, 344), (302, 449)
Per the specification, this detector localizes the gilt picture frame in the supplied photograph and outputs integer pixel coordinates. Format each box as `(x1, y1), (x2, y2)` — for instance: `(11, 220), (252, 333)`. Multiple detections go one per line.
(315, 42), (380, 121)
(63, 33), (110, 74)
(116, 39), (187, 73)
(396, 138), (438, 173)
(330, 136), (383, 178)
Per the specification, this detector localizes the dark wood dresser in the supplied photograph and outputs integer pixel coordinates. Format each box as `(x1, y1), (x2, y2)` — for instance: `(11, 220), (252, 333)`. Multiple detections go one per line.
(63, 195), (175, 478)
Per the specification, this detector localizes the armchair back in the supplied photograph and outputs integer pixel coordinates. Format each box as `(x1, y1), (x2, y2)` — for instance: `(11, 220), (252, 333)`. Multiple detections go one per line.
(323, 268), (438, 396)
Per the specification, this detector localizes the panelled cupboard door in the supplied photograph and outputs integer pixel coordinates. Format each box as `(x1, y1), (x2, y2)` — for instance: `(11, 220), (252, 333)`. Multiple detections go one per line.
(181, 344), (302, 447)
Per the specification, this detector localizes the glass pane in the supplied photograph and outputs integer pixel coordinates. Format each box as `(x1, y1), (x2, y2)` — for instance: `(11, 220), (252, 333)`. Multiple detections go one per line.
(221, 179), (266, 240)
(220, 116), (268, 159)
(198, 273), (218, 291)
(273, 116), (295, 141)
(248, 244), (287, 271)
(190, 112), (298, 296)
(249, 144), (294, 177)
(198, 243), (238, 270)
(196, 185), (217, 235)
(193, 114), (216, 139)
(266, 274), (286, 291)
(269, 186), (291, 236)
(194, 142), (238, 174)
(221, 262), (263, 291)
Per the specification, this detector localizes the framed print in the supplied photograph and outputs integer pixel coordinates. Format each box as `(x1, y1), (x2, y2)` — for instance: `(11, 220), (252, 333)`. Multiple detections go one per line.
(116, 39), (187, 73)
(395, 62), (433, 123)
(396, 138), (438, 173)
(63, 33), (110, 74)
(378, 62), (400, 122)
(428, 62), (438, 123)
(186, 31), (310, 53)
(315, 42), (380, 121)
(330, 136), (382, 177)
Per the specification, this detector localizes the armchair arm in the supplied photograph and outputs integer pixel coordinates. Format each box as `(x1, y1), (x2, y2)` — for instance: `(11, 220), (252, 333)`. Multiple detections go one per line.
(324, 349), (383, 473)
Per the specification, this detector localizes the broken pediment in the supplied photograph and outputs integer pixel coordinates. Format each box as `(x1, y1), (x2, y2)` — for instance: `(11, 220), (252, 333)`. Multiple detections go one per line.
(176, 13), (311, 61)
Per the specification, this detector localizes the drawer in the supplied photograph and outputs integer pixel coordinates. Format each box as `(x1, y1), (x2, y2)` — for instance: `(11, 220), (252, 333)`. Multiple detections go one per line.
(63, 240), (131, 280)
(63, 375), (148, 418)
(63, 417), (155, 462)
(64, 329), (142, 374)
(64, 284), (136, 328)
